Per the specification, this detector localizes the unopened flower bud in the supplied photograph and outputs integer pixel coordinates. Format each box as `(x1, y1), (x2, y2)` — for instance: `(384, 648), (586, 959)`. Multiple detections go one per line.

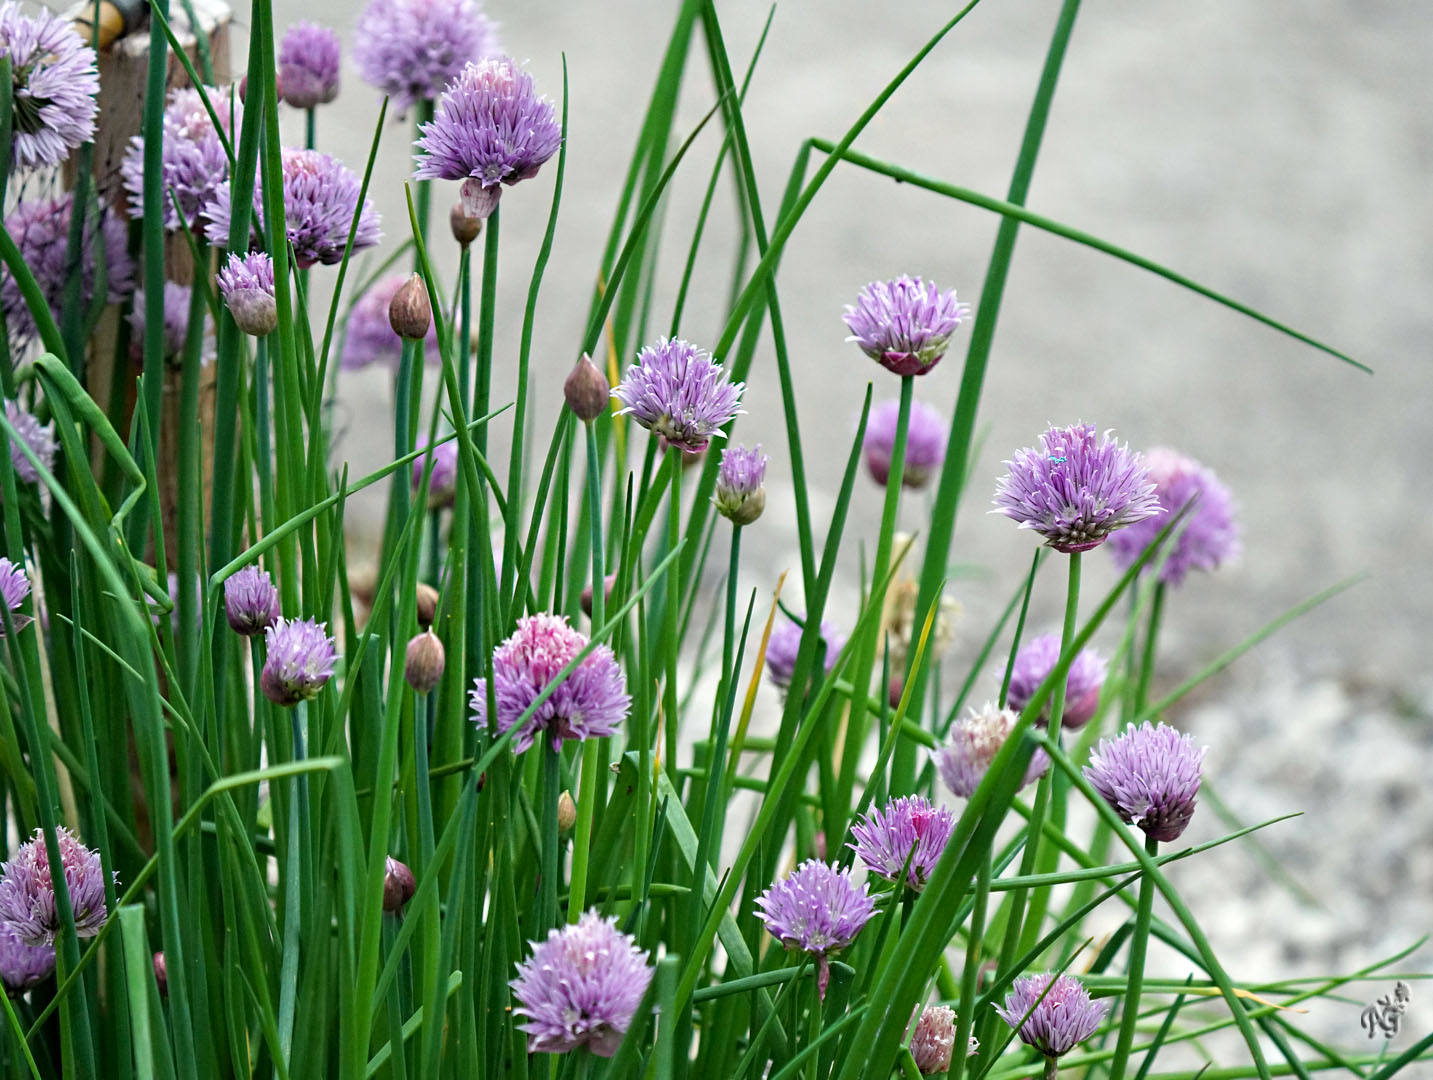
(415, 583), (440, 629)
(153, 952), (168, 998)
(714, 444), (768, 526)
(564, 353), (609, 423)
(579, 573), (616, 619)
(449, 202), (482, 247)
(388, 274), (432, 341)
(382, 857), (416, 914)
(405, 630), (445, 694)
(557, 790), (577, 833)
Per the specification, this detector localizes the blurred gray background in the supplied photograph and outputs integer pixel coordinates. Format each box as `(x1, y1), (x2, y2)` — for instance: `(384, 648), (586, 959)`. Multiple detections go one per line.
(151, 0), (1433, 1053)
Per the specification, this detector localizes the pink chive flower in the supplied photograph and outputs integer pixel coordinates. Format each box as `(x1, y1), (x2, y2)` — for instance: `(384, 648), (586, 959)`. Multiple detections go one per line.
(996, 973), (1107, 1058)
(864, 398), (946, 488)
(843, 276), (968, 377)
(470, 614), (630, 754)
(412, 436), (458, 508)
(0, 921), (54, 992)
(611, 338), (744, 455)
(260, 617), (338, 706)
(0, 1), (100, 172)
(354, 0), (499, 115)
(216, 252), (277, 337)
(1106, 447), (1240, 587)
(414, 55), (562, 219)
(341, 274), (439, 369)
(993, 423), (1161, 553)
(121, 86), (238, 233)
(0, 556), (32, 635)
(0, 827), (112, 946)
(1004, 633), (1108, 730)
(908, 1005), (978, 1074)
(936, 703), (1049, 799)
(224, 565), (280, 637)
(5, 399), (56, 485)
(279, 22), (341, 109)
(128, 283), (194, 364)
(765, 615), (845, 693)
(511, 910), (654, 1057)
(755, 860), (876, 999)
(849, 795), (955, 891)
(1085, 722), (1206, 843)
(713, 443), (767, 526)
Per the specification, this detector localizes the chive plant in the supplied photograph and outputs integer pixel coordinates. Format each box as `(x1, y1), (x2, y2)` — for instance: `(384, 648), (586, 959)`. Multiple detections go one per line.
(0, 1), (1422, 1079)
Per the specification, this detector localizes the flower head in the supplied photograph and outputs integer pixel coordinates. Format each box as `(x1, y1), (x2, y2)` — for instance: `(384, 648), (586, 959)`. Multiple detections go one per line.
(341, 274), (438, 369)
(224, 565), (280, 637)
(714, 443), (767, 526)
(0, 921), (54, 992)
(996, 973), (1107, 1058)
(412, 436), (459, 508)
(0, 556), (32, 634)
(511, 910), (653, 1057)
(279, 22), (341, 109)
(0, 827), (111, 946)
(908, 1006), (978, 1075)
(260, 617), (338, 706)
(354, 0), (498, 114)
(205, 147), (381, 268)
(5, 399), (55, 484)
(470, 613), (630, 754)
(765, 615), (845, 692)
(1005, 633), (1107, 730)
(936, 703), (1048, 799)
(2, 194), (133, 347)
(0, 1), (100, 172)
(865, 399), (945, 488)
(414, 56), (562, 217)
(850, 795), (955, 891)
(611, 338), (743, 455)
(993, 423), (1161, 553)
(843, 276), (968, 377)
(755, 860), (875, 998)
(1106, 447), (1239, 587)
(1085, 722), (1206, 843)
(121, 86), (239, 233)
(564, 354), (609, 422)
(128, 283), (193, 364)
(383, 857), (416, 913)
(216, 252), (277, 337)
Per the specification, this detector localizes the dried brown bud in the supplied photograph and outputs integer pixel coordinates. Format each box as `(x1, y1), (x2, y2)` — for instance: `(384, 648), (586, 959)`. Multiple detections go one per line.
(382, 857), (416, 914)
(404, 630), (445, 694)
(415, 583), (440, 629)
(388, 274), (432, 341)
(557, 790), (577, 833)
(579, 573), (617, 619)
(564, 353), (609, 422)
(449, 202), (482, 247)
(153, 951), (168, 997)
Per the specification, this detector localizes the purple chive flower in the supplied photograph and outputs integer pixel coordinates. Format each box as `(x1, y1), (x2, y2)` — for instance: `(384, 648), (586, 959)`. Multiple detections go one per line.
(936, 703), (1049, 799)
(849, 795), (955, 891)
(1005, 633), (1108, 731)
(0, 556), (32, 635)
(1106, 447), (1240, 587)
(765, 616), (846, 692)
(224, 565), (280, 637)
(412, 436), (458, 508)
(908, 1006), (978, 1075)
(755, 860), (876, 999)
(612, 338), (744, 455)
(341, 274), (439, 369)
(279, 22), (341, 109)
(121, 86), (239, 232)
(205, 148), (381, 269)
(1, 194), (134, 347)
(0, 827), (112, 946)
(713, 443), (767, 526)
(260, 617), (339, 706)
(511, 909), (654, 1057)
(993, 423), (1161, 554)
(0, 921), (54, 992)
(414, 55), (562, 219)
(354, 0), (499, 115)
(0, 1), (100, 172)
(1085, 722), (1206, 843)
(843, 276), (968, 377)
(128, 283), (193, 364)
(996, 973), (1107, 1058)
(5, 399), (55, 484)
(864, 398), (946, 488)
(216, 252), (277, 337)
(470, 613), (630, 754)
